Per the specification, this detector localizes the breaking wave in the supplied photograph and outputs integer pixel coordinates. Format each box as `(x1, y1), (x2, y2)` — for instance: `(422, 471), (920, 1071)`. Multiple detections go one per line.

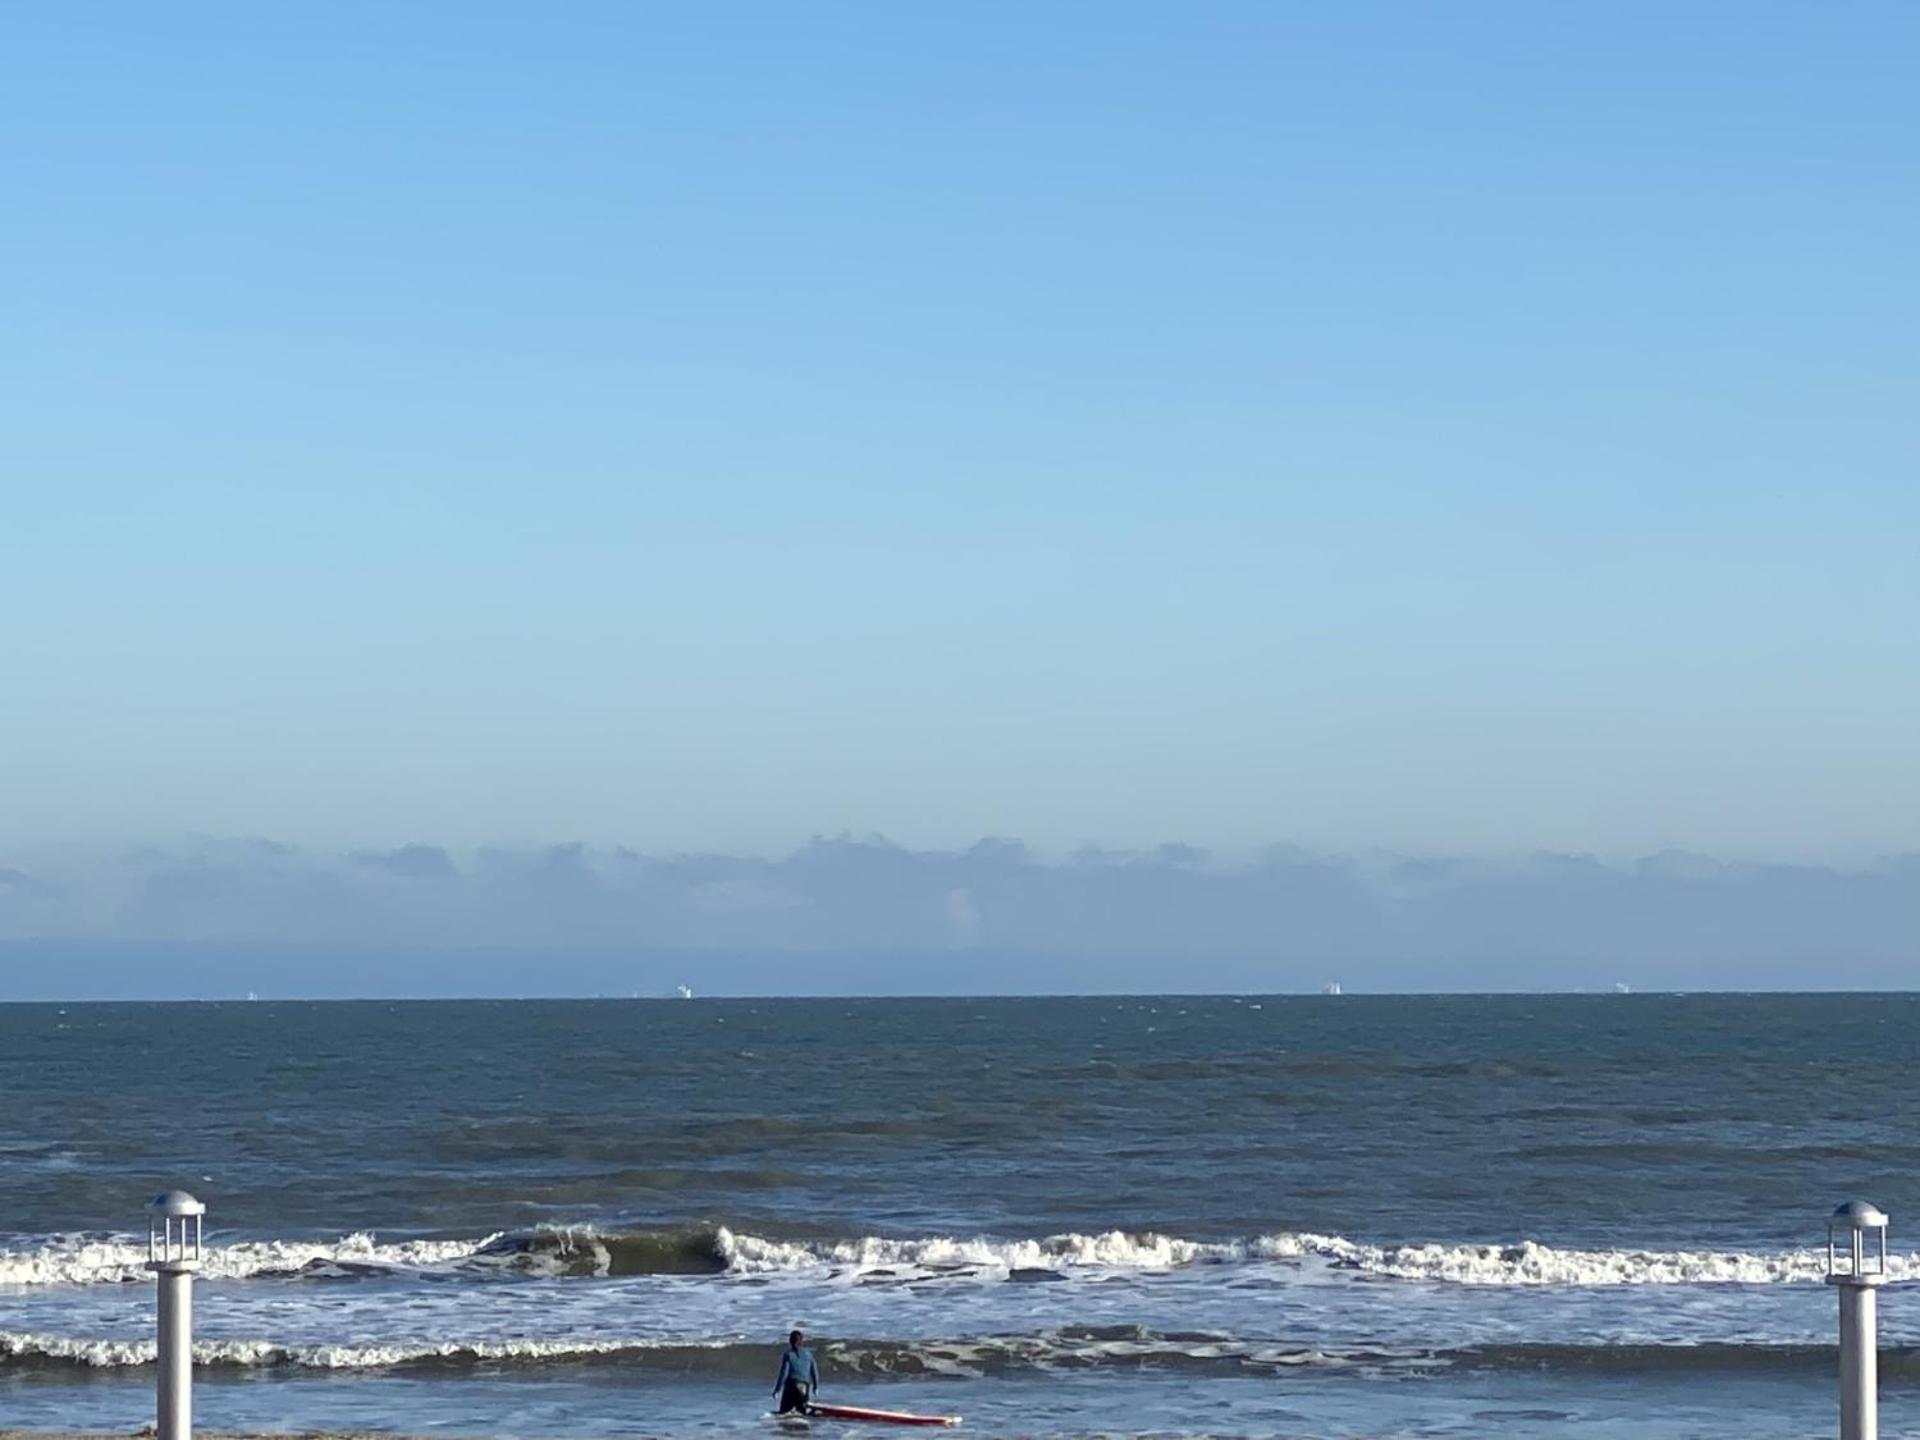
(501, 1227), (1920, 1287)
(1306, 1236), (1910, 1286)
(0, 1331), (708, 1372)
(8, 1327), (1920, 1380)
(0, 1233), (498, 1288)
(6, 1225), (1911, 1289)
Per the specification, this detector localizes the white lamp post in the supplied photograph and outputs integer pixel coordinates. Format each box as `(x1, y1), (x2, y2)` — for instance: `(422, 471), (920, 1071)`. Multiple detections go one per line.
(147, 1190), (205, 1440)
(1826, 1200), (1889, 1440)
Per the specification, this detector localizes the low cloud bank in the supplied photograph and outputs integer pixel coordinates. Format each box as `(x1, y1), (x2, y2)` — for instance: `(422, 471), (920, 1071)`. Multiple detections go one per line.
(1, 837), (1917, 994)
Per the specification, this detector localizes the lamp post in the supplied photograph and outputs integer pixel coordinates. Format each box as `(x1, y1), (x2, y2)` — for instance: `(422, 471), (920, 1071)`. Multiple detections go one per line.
(147, 1190), (205, 1440)
(1826, 1200), (1889, 1440)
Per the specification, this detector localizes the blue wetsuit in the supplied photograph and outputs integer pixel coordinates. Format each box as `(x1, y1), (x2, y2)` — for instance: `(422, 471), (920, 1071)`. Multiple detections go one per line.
(775, 1345), (819, 1412)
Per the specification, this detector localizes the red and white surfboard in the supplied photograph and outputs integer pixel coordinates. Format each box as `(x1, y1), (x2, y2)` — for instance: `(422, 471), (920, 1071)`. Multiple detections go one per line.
(804, 1402), (961, 1427)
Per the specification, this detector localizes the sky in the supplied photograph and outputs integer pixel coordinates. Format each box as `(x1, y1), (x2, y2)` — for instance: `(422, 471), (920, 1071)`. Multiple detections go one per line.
(3, 2), (1918, 875)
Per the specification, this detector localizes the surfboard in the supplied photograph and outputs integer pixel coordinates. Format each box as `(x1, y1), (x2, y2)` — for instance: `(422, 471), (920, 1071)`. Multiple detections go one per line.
(804, 1402), (961, 1427)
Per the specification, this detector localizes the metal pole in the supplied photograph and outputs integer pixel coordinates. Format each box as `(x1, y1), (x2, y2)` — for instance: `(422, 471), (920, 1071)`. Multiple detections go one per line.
(147, 1192), (203, 1440)
(1837, 1279), (1878, 1440)
(155, 1262), (194, 1440)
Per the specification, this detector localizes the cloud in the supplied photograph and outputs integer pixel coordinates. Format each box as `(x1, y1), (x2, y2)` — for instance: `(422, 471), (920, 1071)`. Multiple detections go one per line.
(2, 836), (1920, 995)
(351, 844), (458, 880)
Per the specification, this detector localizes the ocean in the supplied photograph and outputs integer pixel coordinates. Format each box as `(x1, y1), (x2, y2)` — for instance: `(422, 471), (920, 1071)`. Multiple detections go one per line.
(2, 993), (1917, 1438)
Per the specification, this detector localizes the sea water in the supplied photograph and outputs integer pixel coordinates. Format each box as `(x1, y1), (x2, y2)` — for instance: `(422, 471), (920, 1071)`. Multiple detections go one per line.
(2, 994), (1918, 1437)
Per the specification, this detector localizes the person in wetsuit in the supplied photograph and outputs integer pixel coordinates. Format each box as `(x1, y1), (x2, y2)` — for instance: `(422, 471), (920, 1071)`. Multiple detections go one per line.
(774, 1329), (820, 1414)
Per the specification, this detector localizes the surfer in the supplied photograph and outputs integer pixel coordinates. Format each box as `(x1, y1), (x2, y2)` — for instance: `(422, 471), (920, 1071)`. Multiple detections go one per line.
(774, 1328), (820, 1415)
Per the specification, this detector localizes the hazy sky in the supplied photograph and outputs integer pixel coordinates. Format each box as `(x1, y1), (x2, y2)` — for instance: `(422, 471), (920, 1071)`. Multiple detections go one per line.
(4, 3), (1917, 865)
(5, 838), (1919, 996)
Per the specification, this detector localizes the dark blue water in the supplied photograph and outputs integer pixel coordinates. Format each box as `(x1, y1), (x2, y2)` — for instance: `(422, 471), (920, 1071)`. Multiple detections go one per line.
(3, 994), (1917, 1437)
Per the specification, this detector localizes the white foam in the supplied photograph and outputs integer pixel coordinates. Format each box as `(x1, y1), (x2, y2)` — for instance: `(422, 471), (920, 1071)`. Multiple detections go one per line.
(0, 1330), (712, 1370)
(1306, 1235), (1920, 1286)
(0, 1232), (498, 1289)
(718, 1226), (1230, 1274)
(8, 1225), (1906, 1292)
(1, 1331), (156, 1367)
(721, 1227), (1920, 1287)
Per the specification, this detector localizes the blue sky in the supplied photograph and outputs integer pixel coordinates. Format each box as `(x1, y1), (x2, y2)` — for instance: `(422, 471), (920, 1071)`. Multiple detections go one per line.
(4, 2), (1917, 863)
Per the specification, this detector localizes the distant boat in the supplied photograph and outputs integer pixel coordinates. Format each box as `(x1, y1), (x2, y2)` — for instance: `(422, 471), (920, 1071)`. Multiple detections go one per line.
(247, 991), (259, 1001)
(676, 984), (695, 1000)
(1322, 981), (1342, 996)
(1614, 982), (1632, 994)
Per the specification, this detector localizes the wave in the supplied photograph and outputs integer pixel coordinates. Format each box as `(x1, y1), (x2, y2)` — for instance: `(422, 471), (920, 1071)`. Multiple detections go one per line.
(721, 1229), (1920, 1288)
(8, 1327), (1919, 1380)
(1307, 1236), (1901, 1286)
(0, 1232), (498, 1288)
(0, 1328), (1421, 1377)
(0, 1330), (710, 1372)
(721, 1228), (1253, 1275)
(7, 1224), (1912, 1290)
(477, 1225), (736, 1276)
